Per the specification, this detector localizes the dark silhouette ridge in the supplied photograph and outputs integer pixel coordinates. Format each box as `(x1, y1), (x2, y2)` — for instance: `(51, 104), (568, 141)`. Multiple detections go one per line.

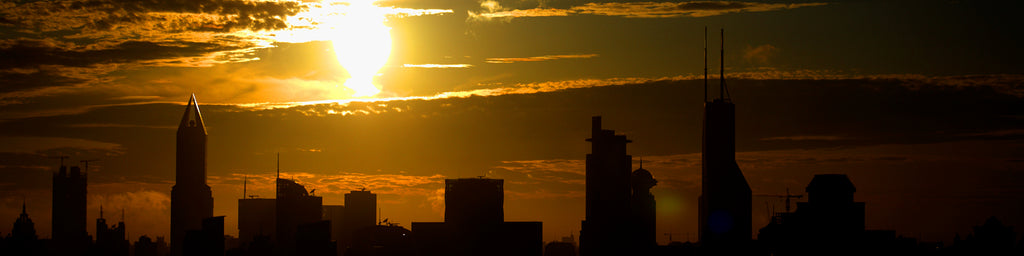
(171, 94), (214, 256)
(698, 28), (753, 252)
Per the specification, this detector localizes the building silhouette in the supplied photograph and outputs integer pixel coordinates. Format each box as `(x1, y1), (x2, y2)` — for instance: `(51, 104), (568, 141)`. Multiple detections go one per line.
(323, 205), (345, 255)
(5, 202), (41, 255)
(340, 190), (376, 254)
(275, 178), (324, 255)
(171, 94), (214, 256)
(296, 220), (336, 256)
(238, 198), (276, 246)
(93, 207), (129, 256)
(52, 163), (90, 255)
(133, 235), (168, 256)
(698, 28), (752, 251)
(630, 165), (657, 253)
(183, 216), (225, 256)
(757, 174), (866, 255)
(413, 178), (542, 256)
(580, 116), (632, 256)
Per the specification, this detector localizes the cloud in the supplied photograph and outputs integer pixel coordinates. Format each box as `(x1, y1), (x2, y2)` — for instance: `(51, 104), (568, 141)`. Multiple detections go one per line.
(0, 136), (123, 154)
(744, 44), (779, 65)
(484, 54), (598, 64)
(469, 1), (827, 21)
(761, 135), (846, 141)
(402, 64), (474, 68)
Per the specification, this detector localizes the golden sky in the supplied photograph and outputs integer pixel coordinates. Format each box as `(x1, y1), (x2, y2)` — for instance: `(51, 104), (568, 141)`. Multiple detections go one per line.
(1, 0), (1022, 244)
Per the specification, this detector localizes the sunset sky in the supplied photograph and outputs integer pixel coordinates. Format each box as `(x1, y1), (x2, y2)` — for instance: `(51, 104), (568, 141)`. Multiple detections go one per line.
(1, 0), (1022, 245)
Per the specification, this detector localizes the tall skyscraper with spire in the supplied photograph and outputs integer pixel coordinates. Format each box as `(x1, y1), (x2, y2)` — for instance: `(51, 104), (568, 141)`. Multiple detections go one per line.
(171, 94), (214, 256)
(698, 28), (752, 250)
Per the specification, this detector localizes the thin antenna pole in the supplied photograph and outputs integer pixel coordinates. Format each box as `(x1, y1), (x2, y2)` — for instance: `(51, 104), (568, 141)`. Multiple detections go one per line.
(243, 175), (247, 199)
(703, 26), (708, 103)
(720, 28), (726, 100)
(276, 153), (280, 181)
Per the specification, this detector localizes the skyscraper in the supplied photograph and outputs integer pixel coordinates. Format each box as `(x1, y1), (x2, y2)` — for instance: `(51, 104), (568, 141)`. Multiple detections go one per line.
(52, 164), (89, 254)
(698, 28), (752, 249)
(580, 116), (632, 256)
(340, 189), (377, 254)
(171, 94), (214, 256)
(95, 207), (129, 256)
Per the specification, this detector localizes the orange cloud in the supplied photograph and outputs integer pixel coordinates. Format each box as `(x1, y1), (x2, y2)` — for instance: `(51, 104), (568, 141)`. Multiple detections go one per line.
(469, 1), (827, 21)
(484, 54), (598, 64)
(744, 44), (780, 65)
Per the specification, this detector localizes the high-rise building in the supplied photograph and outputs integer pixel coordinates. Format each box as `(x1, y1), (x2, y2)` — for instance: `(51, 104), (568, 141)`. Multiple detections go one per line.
(52, 164), (89, 254)
(413, 178), (542, 256)
(340, 190), (376, 254)
(183, 216), (225, 256)
(698, 28), (752, 249)
(580, 116), (632, 256)
(445, 178), (503, 225)
(276, 178), (323, 254)
(171, 94), (214, 256)
(630, 166), (658, 252)
(322, 205), (344, 241)
(238, 198), (276, 245)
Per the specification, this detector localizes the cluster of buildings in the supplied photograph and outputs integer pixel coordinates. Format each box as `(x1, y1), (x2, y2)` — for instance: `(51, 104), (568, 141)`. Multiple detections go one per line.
(3, 30), (1023, 256)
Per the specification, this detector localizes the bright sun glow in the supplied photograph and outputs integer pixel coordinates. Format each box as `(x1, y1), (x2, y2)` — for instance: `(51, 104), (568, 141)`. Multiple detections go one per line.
(332, 0), (391, 97)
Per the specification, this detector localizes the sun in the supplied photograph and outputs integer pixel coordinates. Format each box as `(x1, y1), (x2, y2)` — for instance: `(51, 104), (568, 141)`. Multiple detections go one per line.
(331, 0), (391, 97)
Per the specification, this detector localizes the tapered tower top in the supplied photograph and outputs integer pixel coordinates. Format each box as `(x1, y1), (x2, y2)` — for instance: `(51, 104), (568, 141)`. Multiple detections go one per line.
(178, 94), (206, 134)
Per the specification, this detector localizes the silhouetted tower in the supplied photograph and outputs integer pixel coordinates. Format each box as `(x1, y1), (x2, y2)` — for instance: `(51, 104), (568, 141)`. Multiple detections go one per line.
(631, 165), (658, 251)
(238, 198), (276, 245)
(698, 28), (752, 249)
(171, 94), (214, 256)
(445, 178), (503, 225)
(580, 116), (632, 256)
(52, 163), (90, 253)
(340, 189), (377, 254)
(8, 201), (41, 255)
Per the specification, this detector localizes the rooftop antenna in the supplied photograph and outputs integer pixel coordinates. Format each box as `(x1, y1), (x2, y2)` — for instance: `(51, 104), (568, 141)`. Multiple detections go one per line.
(100, 205), (104, 219)
(243, 175), (247, 199)
(720, 28), (729, 101)
(276, 153), (280, 181)
(704, 26), (708, 103)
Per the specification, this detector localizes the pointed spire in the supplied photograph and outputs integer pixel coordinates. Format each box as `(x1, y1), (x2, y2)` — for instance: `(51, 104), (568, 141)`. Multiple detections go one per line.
(243, 175), (248, 199)
(179, 93), (207, 134)
(21, 199), (26, 214)
(639, 156), (643, 169)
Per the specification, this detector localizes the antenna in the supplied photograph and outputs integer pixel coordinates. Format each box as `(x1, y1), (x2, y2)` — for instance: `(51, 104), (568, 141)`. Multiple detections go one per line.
(703, 26), (708, 103)
(276, 153), (280, 181)
(243, 175), (247, 199)
(100, 205), (104, 219)
(720, 28), (729, 101)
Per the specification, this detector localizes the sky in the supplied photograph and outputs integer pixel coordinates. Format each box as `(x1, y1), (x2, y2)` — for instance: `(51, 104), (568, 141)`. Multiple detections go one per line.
(1, 0), (1023, 245)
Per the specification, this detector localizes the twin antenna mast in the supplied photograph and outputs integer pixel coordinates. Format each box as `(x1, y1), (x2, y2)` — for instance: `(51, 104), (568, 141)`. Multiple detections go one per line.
(704, 27), (730, 103)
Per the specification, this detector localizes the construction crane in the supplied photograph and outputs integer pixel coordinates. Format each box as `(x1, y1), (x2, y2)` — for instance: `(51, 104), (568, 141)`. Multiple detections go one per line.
(754, 188), (803, 213)
(50, 154), (70, 167)
(80, 159), (101, 173)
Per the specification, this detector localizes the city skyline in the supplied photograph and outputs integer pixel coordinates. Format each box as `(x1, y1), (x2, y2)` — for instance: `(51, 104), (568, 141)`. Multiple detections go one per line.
(1, 0), (1023, 249)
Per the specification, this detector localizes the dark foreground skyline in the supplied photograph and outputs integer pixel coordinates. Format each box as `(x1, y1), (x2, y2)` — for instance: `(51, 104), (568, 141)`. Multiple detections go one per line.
(1, 0), (1023, 251)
